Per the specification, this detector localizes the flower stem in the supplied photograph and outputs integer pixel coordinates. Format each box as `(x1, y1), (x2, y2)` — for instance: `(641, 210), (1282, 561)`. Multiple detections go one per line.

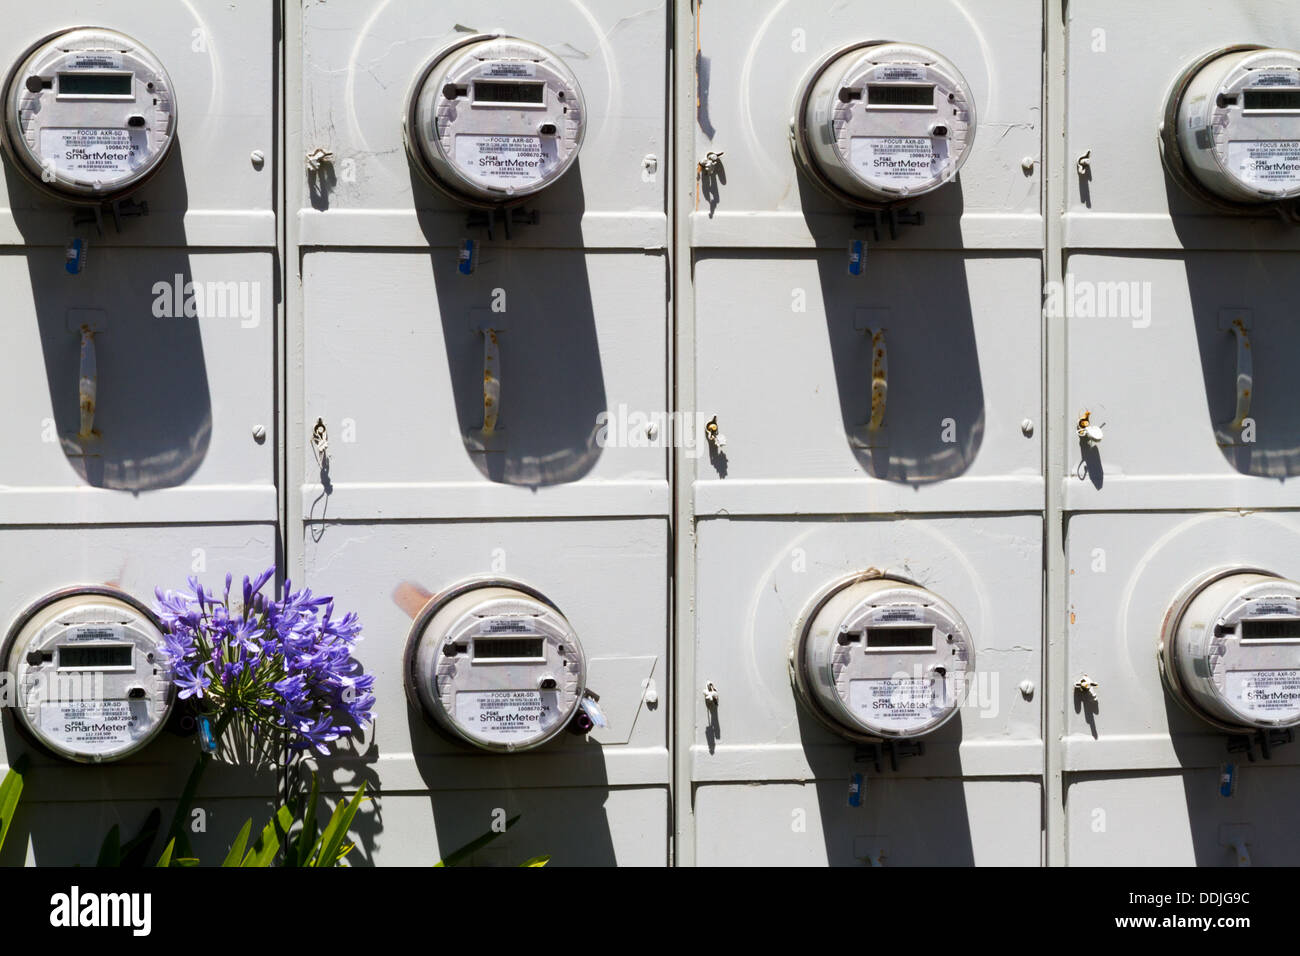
(163, 711), (235, 861)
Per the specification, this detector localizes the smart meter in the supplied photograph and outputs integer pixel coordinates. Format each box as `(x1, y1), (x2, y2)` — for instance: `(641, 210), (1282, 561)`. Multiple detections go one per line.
(1162, 46), (1300, 206)
(791, 574), (975, 740)
(792, 41), (976, 207)
(1, 28), (177, 202)
(404, 579), (587, 752)
(1160, 569), (1300, 732)
(405, 34), (585, 206)
(2, 587), (174, 763)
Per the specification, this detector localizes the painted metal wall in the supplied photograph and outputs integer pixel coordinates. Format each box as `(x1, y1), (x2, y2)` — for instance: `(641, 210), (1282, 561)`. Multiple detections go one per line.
(3, 0), (1300, 867)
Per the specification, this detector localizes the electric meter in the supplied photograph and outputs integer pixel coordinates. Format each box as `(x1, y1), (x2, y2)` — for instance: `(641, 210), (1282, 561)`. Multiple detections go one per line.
(1162, 46), (1300, 205)
(791, 574), (975, 740)
(1160, 569), (1300, 732)
(1, 28), (177, 202)
(404, 579), (587, 752)
(2, 587), (174, 763)
(405, 34), (585, 206)
(792, 41), (976, 207)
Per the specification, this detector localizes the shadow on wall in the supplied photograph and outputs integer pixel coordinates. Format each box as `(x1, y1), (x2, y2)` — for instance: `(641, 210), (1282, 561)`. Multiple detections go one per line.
(1160, 166), (1300, 479)
(1179, 247), (1300, 479)
(405, 706), (619, 866)
(800, 176), (985, 483)
(797, 706), (977, 866)
(1162, 686), (1300, 866)
(408, 162), (608, 487)
(3, 143), (211, 490)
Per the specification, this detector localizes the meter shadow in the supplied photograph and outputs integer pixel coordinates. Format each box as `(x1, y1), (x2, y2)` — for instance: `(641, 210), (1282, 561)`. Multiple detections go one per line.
(1173, 243), (1300, 478)
(404, 706), (619, 866)
(811, 242), (985, 483)
(414, 165), (607, 487)
(4, 144), (213, 490)
(1160, 692), (1300, 866)
(796, 709), (978, 865)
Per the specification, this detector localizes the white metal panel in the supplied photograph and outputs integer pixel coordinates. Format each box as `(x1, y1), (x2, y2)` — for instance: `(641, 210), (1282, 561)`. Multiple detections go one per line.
(0, 250), (276, 522)
(0, 524), (277, 801)
(0, 1), (275, 247)
(301, 519), (669, 791)
(1067, 769), (1300, 866)
(693, 516), (1043, 781)
(298, 0), (667, 248)
(1064, 0), (1300, 251)
(693, 252), (1041, 502)
(1064, 511), (1300, 772)
(696, 780), (1041, 866)
(299, 250), (668, 505)
(690, 0), (1042, 249)
(1065, 252), (1300, 509)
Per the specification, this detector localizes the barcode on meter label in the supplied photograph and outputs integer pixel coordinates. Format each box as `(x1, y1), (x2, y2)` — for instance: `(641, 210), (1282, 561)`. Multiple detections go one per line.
(849, 678), (946, 730)
(1227, 669), (1300, 720)
(455, 689), (559, 741)
(1227, 141), (1300, 187)
(850, 136), (948, 187)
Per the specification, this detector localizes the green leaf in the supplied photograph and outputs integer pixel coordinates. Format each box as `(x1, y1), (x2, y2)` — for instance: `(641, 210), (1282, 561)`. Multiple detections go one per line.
(165, 752), (212, 860)
(0, 755), (30, 855)
(96, 825), (121, 868)
(241, 805), (294, 867)
(310, 782), (367, 868)
(293, 772), (320, 868)
(174, 856), (201, 867)
(272, 800), (295, 869)
(119, 808), (161, 868)
(518, 855), (550, 867)
(220, 819), (253, 867)
(435, 814), (520, 867)
(155, 837), (176, 868)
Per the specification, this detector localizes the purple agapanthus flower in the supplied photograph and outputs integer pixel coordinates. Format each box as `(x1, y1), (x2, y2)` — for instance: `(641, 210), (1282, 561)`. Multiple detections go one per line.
(153, 569), (375, 754)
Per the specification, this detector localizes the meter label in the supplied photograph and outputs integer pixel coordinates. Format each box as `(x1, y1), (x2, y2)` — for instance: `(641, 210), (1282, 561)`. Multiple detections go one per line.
(1248, 72), (1298, 87)
(1227, 669), (1300, 720)
(849, 678), (945, 730)
(38, 699), (142, 754)
(484, 62), (537, 77)
(455, 689), (557, 741)
(40, 128), (146, 176)
(1227, 141), (1300, 187)
(68, 53), (124, 70)
(455, 134), (556, 187)
(850, 136), (947, 186)
(874, 66), (927, 83)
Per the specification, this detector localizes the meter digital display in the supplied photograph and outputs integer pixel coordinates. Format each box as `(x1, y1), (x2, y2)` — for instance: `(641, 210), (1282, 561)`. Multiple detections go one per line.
(1163, 47), (1300, 205)
(405, 34), (585, 206)
(791, 574), (975, 740)
(792, 41), (976, 206)
(1, 28), (177, 202)
(2, 587), (174, 763)
(404, 579), (587, 752)
(1160, 569), (1300, 731)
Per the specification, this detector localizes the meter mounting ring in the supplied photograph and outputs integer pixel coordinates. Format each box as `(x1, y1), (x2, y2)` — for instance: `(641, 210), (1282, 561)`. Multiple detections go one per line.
(1157, 564), (1279, 734)
(1158, 43), (1282, 218)
(789, 567), (924, 744)
(791, 39), (924, 213)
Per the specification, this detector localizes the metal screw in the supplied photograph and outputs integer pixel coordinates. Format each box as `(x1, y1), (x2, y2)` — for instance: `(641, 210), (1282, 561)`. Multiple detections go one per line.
(250, 150), (265, 169)
(252, 424), (267, 443)
(1019, 679), (1035, 699)
(1020, 156), (1037, 174)
(1021, 418), (1034, 437)
(646, 422), (659, 440)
